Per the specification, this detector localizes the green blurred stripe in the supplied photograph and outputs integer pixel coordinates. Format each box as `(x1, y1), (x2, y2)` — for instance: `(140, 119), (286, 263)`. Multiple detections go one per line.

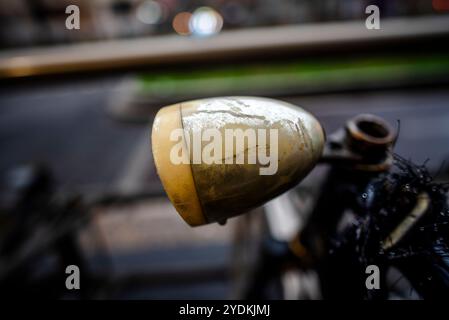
(136, 54), (449, 96)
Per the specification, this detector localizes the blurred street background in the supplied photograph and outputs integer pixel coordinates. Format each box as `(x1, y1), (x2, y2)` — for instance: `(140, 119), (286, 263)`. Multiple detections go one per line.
(1, 0), (445, 48)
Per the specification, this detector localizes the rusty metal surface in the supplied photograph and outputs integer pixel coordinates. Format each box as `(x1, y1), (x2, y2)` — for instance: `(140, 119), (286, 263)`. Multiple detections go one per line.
(180, 97), (324, 224)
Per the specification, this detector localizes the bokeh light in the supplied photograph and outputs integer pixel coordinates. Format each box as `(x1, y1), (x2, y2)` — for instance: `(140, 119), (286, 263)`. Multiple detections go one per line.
(189, 7), (223, 37)
(136, 0), (163, 25)
(172, 12), (192, 35)
(433, 0), (449, 12)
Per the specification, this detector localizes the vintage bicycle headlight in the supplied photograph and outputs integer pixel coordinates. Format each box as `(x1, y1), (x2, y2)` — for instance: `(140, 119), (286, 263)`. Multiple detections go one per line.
(151, 97), (325, 226)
